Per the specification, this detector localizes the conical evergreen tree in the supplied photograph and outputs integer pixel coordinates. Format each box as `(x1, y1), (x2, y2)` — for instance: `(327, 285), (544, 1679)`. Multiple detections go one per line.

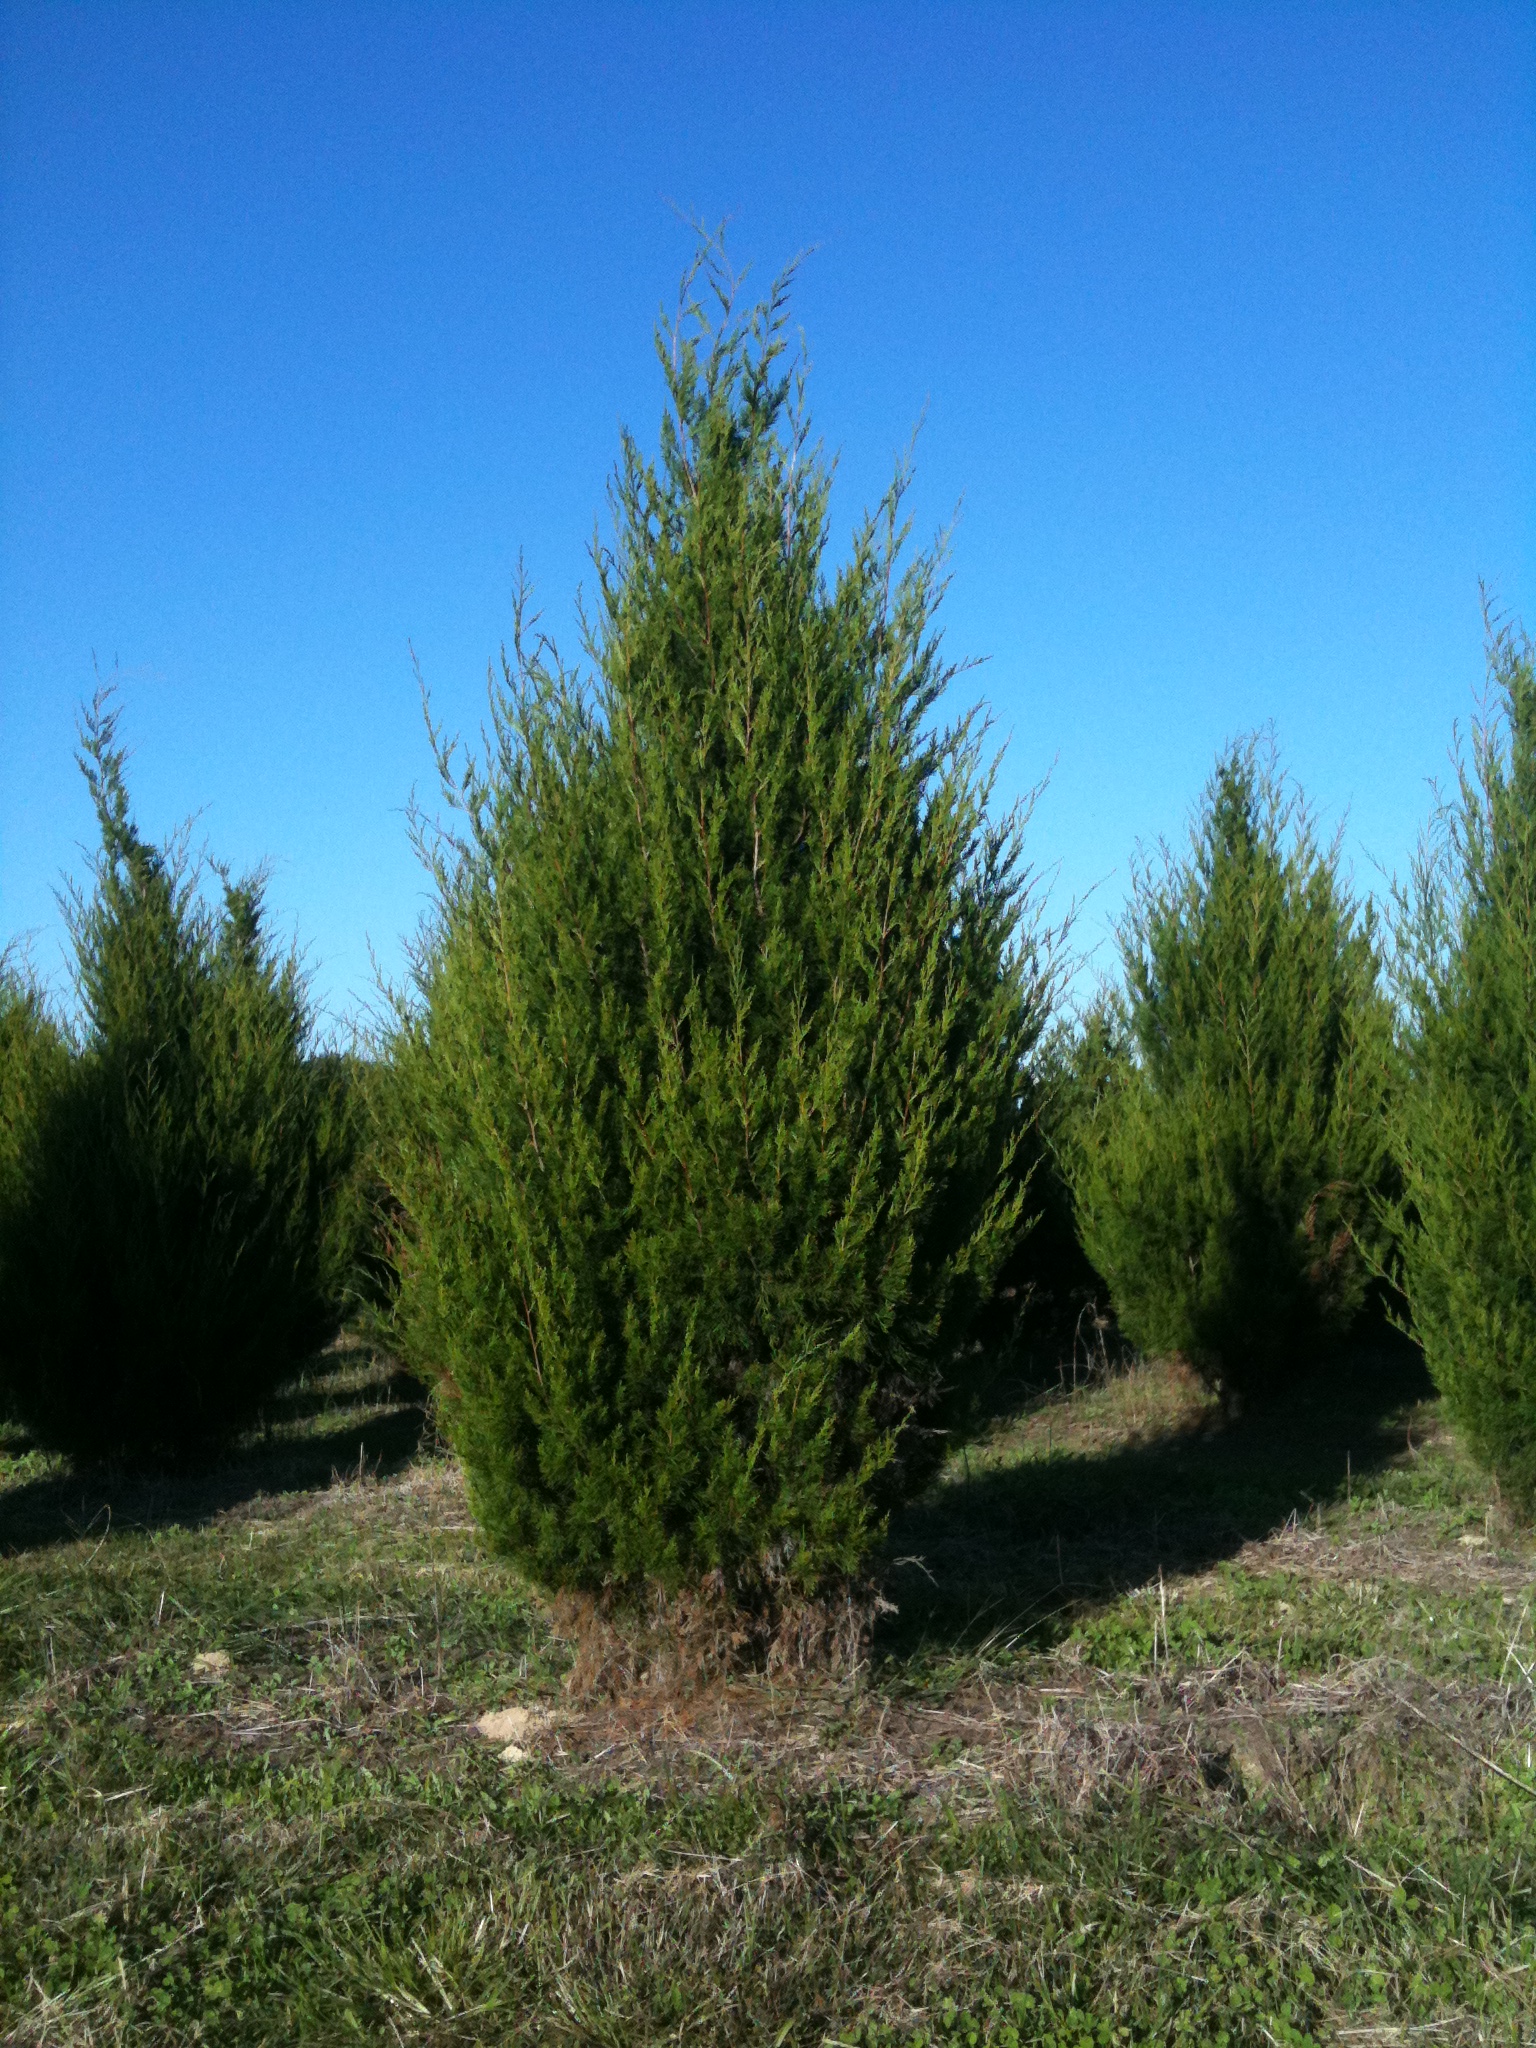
(387, 247), (1053, 1610)
(1069, 738), (1393, 1404)
(1388, 610), (1536, 1505)
(0, 695), (340, 1460)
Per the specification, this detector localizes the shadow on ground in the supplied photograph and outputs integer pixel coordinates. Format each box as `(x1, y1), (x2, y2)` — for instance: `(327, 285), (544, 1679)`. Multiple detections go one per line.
(878, 1333), (1435, 1662)
(0, 1348), (432, 1556)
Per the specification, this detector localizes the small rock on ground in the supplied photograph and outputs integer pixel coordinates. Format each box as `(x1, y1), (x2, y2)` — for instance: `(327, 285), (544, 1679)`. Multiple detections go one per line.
(476, 1704), (553, 1745)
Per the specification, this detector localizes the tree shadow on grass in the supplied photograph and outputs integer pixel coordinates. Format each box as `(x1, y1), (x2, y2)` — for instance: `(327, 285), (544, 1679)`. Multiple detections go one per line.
(263, 1366), (427, 1429)
(0, 1345), (433, 1557)
(877, 1334), (1435, 1666)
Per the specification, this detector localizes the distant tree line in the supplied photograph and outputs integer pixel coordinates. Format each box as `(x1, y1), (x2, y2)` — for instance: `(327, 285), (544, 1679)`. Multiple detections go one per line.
(2, 242), (1532, 1649)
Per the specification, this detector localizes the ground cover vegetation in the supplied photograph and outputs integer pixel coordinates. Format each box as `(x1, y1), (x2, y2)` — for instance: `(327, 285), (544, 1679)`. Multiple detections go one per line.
(4, 241), (1536, 2041)
(383, 247), (1056, 1635)
(2, 1342), (1533, 2046)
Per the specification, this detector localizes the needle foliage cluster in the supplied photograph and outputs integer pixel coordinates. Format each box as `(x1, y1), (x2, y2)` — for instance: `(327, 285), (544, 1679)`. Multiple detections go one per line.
(385, 251), (1052, 1608)
(0, 696), (344, 1461)
(0, 960), (65, 1207)
(1067, 739), (1394, 1404)
(311, 1050), (400, 1322)
(0, 958), (67, 1420)
(1387, 614), (1536, 1507)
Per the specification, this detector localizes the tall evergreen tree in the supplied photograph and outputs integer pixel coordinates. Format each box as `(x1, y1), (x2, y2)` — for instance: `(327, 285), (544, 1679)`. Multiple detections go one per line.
(1069, 739), (1393, 1405)
(0, 694), (341, 1460)
(1388, 611), (1536, 1505)
(387, 247), (1054, 1612)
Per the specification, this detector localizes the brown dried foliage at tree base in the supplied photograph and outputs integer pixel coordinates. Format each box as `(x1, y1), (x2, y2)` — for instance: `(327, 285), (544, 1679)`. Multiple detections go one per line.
(550, 1571), (895, 1701)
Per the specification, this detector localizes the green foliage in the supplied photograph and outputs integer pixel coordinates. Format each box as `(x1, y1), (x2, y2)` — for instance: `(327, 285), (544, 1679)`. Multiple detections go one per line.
(1067, 738), (1392, 1402)
(0, 693), (339, 1461)
(387, 246), (1052, 1606)
(0, 959), (67, 1418)
(0, 956), (66, 1209)
(1386, 610), (1536, 1507)
(310, 1050), (400, 1320)
(973, 1020), (1103, 1358)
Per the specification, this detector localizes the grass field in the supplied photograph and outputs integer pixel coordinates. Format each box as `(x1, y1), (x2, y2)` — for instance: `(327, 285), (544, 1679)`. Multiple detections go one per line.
(3, 1334), (1534, 2046)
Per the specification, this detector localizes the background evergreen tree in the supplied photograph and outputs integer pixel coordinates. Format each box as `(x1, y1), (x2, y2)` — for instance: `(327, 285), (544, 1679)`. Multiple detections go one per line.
(387, 246), (1055, 1615)
(310, 1048), (400, 1321)
(1068, 738), (1392, 1406)
(0, 956), (67, 1418)
(0, 957), (65, 1197)
(0, 694), (342, 1461)
(1387, 610), (1536, 1506)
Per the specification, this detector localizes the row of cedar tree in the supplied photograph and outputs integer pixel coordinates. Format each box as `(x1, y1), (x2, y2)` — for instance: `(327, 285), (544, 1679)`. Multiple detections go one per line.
(2, 255), (1534, 1626)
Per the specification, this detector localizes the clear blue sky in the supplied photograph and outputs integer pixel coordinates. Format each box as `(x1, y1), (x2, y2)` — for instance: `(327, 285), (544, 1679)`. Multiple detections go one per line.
(3, 3), (1532, 1032)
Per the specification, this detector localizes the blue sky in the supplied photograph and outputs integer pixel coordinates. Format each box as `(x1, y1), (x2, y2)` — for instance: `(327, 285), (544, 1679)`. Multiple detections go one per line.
(2, 3), (1532, 1032)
